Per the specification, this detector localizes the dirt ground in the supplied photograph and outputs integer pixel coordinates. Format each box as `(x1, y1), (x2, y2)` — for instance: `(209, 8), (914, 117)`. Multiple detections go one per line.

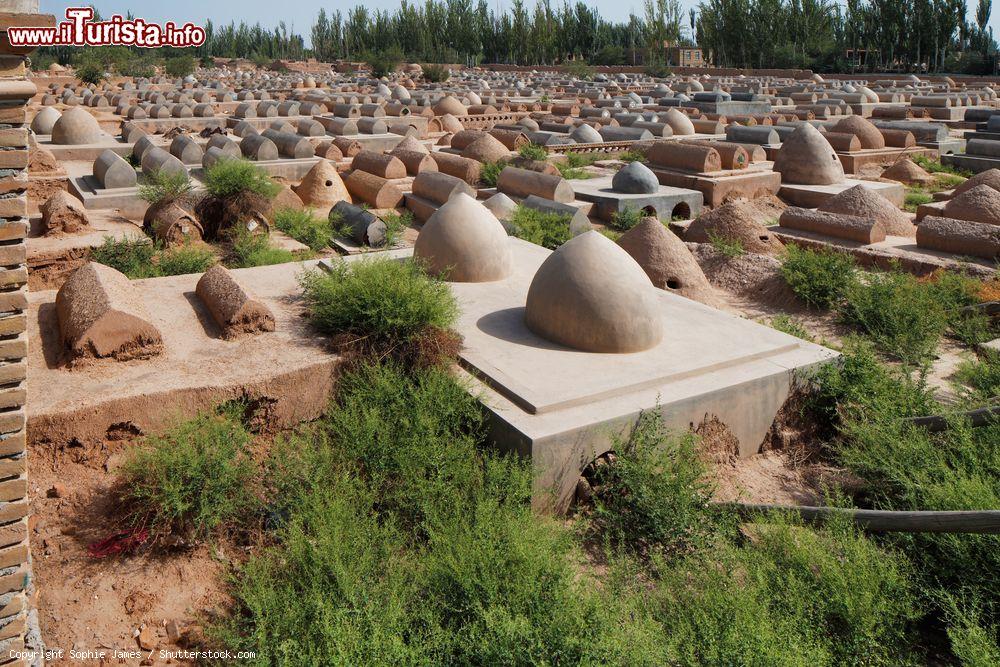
(30, 447), (229, 665)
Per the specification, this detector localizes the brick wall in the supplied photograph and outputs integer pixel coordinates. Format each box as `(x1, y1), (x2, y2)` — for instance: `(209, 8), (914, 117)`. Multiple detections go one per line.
(0, 7), (54, 665)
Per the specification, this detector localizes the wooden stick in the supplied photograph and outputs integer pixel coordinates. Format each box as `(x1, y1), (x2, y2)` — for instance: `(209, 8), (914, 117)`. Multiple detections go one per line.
(720, 503), (1000, 534)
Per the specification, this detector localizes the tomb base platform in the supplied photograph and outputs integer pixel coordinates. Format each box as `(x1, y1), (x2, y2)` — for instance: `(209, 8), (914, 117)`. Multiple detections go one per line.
(778, 178), (904, 208)
(570, 175), (703, 221)
(446, 238), (837, 512)
(942, 152), (1000, 174)
(650, 165), (781, 208)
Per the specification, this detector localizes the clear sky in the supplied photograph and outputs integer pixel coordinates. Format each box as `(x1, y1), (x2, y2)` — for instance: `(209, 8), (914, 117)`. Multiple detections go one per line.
(38, 0), (1000, 50)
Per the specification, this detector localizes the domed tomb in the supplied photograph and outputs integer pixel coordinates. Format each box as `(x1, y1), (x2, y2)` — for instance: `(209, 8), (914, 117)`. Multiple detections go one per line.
(413, 192), (512, 282)
(293, 159), (351, 211)
(51, 107), (102, 145)
(612, 161), (659, 194)
(433, 95), (467, 116)
(831, 116), (886, 150)
(772, 123), (845, 185)
(617, 217), (719, 306)
(524, 231), (664, 353)
(30, 107), (61, 135)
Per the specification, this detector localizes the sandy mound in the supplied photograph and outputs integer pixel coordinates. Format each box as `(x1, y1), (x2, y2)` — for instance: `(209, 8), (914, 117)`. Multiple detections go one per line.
(617, 217), (722, 307)
(685, 201), (784, 255)
(819, 184), (914, 236)
(881, 157), (934, 185)
(952, 168), (1000, 197)
(689, 243), (801, 310)
(942, 184), (1000, 225)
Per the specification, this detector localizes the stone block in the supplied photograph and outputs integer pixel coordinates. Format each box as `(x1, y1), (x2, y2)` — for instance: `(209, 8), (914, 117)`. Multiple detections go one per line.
(195, 265), (275, 339)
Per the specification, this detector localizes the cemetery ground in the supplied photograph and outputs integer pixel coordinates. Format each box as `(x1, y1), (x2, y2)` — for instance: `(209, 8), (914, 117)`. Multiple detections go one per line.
(18, 65), (1000, 665)
(29, 156), (1000, 664)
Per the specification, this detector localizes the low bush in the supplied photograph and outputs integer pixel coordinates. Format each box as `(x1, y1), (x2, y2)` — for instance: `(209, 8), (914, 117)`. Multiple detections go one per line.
(155, 242), (216, 276)
(478, 160), (505, 187)
(562, 59), (595, 80)
(75, 61), (103, 84)
(378, 210), (411, 248)
(913, 155), (971, 177)
(272, 207), (329, 251)
(508, 205), (573, 249)
(421, 63), (450, 82)
(164, 54), (197, 78)
(644, 516), (916, 666)
(588, 411), (720, 560)
(954, 350), (1000, 403)
(90, 236), (159, 278)
(608, 206), (644, 231)
(768, 314), (812, 340)
(707, 231), (744, 258)
(227, 230), (299, 268)
(299, 258), (459, 364)
(780, 244), (857, 309)
(203, 158), (280, 201)
(137, 170), (193, 206)
(365, 47), (403, 79)
(839, 269), (949, 367)
(555, 152), (596, 180)
(118, 412), (257, 542)
(90, 237), (215, 278)
(518, 143), (548, 162)
(903, 189), (933, 213)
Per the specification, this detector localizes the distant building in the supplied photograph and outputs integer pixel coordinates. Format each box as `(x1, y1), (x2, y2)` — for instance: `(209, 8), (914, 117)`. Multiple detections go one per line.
(664, 44), (708, 67)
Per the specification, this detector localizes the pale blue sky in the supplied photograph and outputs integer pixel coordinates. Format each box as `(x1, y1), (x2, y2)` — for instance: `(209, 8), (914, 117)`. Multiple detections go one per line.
(39, 0), (1000, 49)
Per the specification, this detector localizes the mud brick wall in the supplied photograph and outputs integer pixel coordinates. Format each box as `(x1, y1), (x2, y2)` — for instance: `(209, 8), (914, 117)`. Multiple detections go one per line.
(0, 7), (54, 665)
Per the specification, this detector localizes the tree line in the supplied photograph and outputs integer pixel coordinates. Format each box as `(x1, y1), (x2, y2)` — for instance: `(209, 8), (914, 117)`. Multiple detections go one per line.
(35, 0), (998, 74)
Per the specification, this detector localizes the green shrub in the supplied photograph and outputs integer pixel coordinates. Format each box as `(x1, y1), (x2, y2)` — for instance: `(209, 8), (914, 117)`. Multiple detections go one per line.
(811, 337), (937, 430)
(609, 206), (644, 231)
(365, 47), (403, 79)
(203, 158), (280, 200)
(272, 207), (330, 251)
(903, 189), (933, 213)
(562, 59), (595, 80)
(508, 205), (573, 249)
(619, 150), (645, 163)
(421, 63), (450, 82)
(218, 362), (654, 664)
(954, 350), (1000, 402)
(479, 160), (505, 187)
(768, 314), (812, 340)
(90, 236), (159, 279)
(75, 61), (103, 84)
(299, 258), (458, 358)
(227, 230), (298, 268)
(518, 143), (548, 162)
(707, 231), (745, 258)
(913, 155), (971, 177)
(119, 412), (257, 541)
(555, 151), (596, 180)
(164, 54), (196, 78)
(378, 210), (411, 248)
(137, 170), (192, 205)
(644, 61), (672, 78)
(156, 243), (216, 276)
(588, 411), (720, 559)
(645, 516), (916, 666)
(943, 595), (1000, 667)
(840, 269), (949, 366)
(117, 58), (156, 78)
(780, 244), (858, 309)
(925, 271), (998, 347)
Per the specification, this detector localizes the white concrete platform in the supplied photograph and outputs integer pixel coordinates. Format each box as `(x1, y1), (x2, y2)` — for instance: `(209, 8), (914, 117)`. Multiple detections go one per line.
(446, 238), (838, 511)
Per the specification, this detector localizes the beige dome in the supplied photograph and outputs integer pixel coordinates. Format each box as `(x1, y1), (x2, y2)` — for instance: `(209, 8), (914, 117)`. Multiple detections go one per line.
(773, 123), (845, 185)
(462, 134), (510, 163)
(663, 108), (695, 136)
(439, 113), (465, 133)
(831, 116), (885, 149)
(433, 95), (467, 116)
(942, 185), (1000, 226)
(51, 107), (101, 145)
(413, 192), (512, 282)
(292, 159), (351, 212)
(819, 184), (914, 236)
(391, 135), (428, 155)
(952, 168), (1000, 197)
(524, 231), (663, 353)
(30, 107), (61, 134)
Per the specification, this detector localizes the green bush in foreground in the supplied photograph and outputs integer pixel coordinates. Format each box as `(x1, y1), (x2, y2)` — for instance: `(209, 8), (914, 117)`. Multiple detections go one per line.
(508, 205), (573, 249)
(780, 244), (858, 309)
(608, 206), (644, 231)
(839, 269), (949, 367)
(272, 207), (330, 251)
(589, 411), (720, 560)
(155, 243), (217, 276)
(478, 160), (505, 187)
(119, 412), (257, 541)
(954, 350), (1000, 403)
(137, 170), (192, 206)
(299, 258), (458, 356)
